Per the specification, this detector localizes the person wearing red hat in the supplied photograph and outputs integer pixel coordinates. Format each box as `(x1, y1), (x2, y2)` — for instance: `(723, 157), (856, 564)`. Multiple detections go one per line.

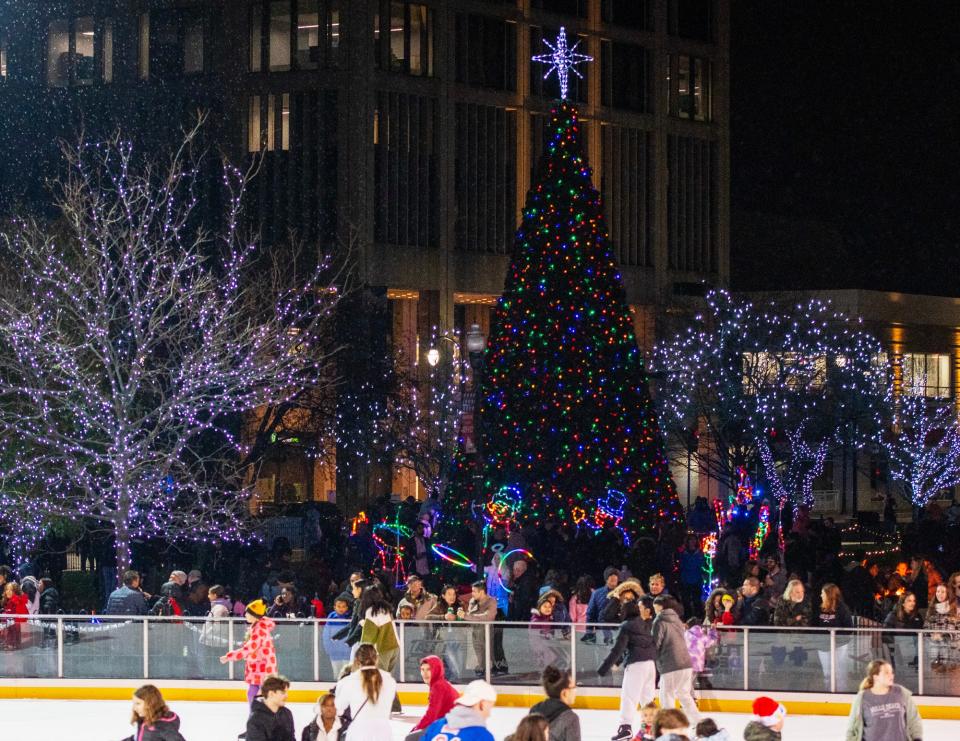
(743, 696), (786, 741)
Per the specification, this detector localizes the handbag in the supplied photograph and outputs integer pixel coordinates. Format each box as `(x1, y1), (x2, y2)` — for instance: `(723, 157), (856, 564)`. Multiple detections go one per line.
(336, 698), (368, 741)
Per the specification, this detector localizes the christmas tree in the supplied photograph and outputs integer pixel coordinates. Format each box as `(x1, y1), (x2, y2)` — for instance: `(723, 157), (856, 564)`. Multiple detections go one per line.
(444, 30), (682, 545)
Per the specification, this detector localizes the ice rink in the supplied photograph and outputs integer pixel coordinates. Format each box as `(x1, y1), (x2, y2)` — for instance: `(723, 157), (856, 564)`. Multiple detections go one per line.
(0, 698), (957, 740)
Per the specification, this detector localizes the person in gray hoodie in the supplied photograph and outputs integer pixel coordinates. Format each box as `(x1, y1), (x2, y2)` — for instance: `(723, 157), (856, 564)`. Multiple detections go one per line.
(530, 665), (581, 741)
(652, 596), (700, 725)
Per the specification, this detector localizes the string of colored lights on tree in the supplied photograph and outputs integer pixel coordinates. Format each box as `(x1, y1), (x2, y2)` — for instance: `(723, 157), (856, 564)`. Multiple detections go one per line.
(749, 502), (771, 561)
(443, 90), (683, 541)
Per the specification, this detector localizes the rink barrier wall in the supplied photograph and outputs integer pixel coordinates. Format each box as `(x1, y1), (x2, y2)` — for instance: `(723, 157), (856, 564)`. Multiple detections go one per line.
(2, 680), (960, 719)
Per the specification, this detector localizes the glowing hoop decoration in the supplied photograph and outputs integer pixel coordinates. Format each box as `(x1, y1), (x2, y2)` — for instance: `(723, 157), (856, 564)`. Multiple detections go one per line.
(431, 543), (475, 570)
(497, 548), (536, 594)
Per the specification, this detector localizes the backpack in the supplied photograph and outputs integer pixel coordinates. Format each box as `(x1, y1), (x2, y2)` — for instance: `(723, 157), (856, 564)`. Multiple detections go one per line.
(151, 596), (183, 617)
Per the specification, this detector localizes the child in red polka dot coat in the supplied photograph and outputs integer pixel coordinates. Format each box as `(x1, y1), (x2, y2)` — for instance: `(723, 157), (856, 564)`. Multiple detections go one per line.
(220, 599), (278, 705)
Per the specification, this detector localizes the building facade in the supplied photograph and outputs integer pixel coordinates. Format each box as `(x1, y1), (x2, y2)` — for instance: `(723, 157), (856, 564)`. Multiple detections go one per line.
(0, 0), (730, 507)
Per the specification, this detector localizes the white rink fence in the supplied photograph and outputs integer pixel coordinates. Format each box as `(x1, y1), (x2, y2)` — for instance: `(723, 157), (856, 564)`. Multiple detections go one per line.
(1, 615), (960, 698)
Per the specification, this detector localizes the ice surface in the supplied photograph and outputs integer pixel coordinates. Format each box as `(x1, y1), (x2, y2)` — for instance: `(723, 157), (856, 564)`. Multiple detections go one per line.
(0, 699), (956, 740)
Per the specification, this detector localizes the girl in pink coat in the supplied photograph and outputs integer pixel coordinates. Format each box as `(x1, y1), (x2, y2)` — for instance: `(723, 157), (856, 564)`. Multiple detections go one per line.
(220, 599), (278, 705)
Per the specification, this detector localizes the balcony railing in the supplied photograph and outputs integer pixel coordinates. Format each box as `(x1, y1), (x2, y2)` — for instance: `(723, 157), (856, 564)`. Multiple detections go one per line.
(0, 615), (957, 697)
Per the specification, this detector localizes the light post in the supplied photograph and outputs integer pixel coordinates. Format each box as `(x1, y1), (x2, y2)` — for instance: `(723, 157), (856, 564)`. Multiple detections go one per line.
(465, 323), (487, 579)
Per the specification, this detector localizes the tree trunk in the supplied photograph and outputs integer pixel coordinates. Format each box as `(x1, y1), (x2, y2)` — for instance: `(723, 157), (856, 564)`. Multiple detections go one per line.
(114, 519), (131, 586)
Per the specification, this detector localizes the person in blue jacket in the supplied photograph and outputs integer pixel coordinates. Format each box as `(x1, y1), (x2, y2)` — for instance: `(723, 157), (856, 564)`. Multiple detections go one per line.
(422, 680), (497, 741)
(583, 566), (620, 643)
(322, 592), (353, 679)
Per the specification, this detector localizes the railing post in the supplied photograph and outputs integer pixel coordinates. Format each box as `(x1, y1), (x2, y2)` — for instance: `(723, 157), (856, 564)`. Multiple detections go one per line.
(228, 619), (235, 681)
(917, 630), (924, 696)
(398, 621), (406, 684)
(56, 617), (64, 679)
(742, 627), (749, 691)
(142, 618), (149, 679)
(484, 622), (492, 684)
(830, 629), (837, 693)
(313, 619), (320, 682)
(569, 622), (577, 682)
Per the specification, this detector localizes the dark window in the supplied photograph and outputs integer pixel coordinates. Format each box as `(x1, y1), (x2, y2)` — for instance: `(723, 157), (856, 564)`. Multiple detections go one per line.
(148, 9), (205, 80)
(601, 124), (653, 267)
(670, 54), (711, 121)
(374, 1), (433, 76)
(455, 14), (516, 91)
(669, 0), (712, 42)
(667, 134), (717, 273)
(374, 92), (439, 247)
(251, 1), (340, 72)
(601, 40), (648, 112)
(455, 103), (517, 254)
(601, 0), (651, 30)
(529, 26), (588, 103)
(530, 0), (587, 17)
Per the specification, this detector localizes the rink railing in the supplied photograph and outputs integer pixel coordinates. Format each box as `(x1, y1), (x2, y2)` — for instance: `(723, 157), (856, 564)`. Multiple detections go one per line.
(0, 615), (958, 696)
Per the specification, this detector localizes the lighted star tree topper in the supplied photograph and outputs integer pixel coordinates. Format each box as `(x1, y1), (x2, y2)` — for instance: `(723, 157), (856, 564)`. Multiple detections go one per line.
(532, 27), (593, 101)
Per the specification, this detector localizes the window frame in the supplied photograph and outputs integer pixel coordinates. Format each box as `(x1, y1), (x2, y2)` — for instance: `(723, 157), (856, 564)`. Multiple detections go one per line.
(251, 0), (342, 73)
(374, 0), (434, 77)
(46, 16), (113, 87)
(670, 53), (711, 121)
(902, 352), (952, 399)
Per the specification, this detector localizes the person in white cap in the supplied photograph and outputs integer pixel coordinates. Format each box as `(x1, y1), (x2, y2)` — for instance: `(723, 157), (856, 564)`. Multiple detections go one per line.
(421, 679), (497, 741)
(743, 696), (786, 741)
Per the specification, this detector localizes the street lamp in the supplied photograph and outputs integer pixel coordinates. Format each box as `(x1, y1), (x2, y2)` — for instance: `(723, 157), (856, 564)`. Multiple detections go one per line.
(465, 323), (486, 578)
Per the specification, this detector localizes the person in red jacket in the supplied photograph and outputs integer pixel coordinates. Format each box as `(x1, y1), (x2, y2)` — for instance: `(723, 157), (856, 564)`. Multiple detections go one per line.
(2, 581), (29, 649)
(406, 655), (459, 741)
(220, 599), (278, 705)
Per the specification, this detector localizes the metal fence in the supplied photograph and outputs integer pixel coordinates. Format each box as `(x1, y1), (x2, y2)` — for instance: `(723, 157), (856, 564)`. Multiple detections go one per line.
(1, 616), (958, 696)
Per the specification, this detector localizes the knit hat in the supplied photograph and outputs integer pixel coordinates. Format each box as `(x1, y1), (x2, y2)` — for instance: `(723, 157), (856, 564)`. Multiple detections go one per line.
(334, 591), (354, 606)
(752, 696), (786, 727)
(603, 566), (619, 580)
(245, 599), (267, 618)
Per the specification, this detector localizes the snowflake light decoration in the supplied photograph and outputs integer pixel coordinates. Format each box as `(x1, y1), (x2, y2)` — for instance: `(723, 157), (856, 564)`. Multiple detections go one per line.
(532, 27), (593, 100)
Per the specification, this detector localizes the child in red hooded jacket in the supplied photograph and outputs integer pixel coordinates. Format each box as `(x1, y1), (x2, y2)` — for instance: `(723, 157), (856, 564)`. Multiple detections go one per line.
(409, 655), (459, 737)
(2, 582), (29, 649)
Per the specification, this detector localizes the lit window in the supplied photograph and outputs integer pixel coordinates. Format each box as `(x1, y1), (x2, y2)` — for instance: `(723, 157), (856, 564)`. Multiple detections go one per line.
(248, 93), (290, 153)
(297, 8), (320, 69)
(139, 13), (150, 80)
(1, 32), (9, 78)
(903, 353), (951, 398)
(377, 1), (433, 76)
(270, 1), (292, 71)
(673, 54), (711, 121)
(103, 19), (114, 82)
(74, 17), (95, 85)
(248, 96), (262, 152)
(742, 352), (827, 395)
(47, 20), (70, 87)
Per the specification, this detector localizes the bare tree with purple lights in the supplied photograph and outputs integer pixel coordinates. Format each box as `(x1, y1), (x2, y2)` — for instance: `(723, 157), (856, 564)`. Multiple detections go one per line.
(883, 388), (960, 511)
(0, 125), (343, 576)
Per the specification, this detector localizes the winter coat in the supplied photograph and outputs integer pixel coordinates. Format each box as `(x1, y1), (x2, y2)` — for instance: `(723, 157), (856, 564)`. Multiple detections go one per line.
(738, 595), (771, 626)
(508, 570), (539, 621)
(223, 616), (278, 686)
(845, 684), (922, 741)
(245, 698), (296, 741)
(679, 548), (706, 586)
(697, 730), (732, 741)
(359, 608), (399, 656)
(601, 597), (626, 624)
(568, 595), (590, 628)
(334, 667), (397, 740)
(20, 576), (40, 614)
(266, 595), (310, 619)
(598, 616), (655, 675)
(151, 583), (184, 617)
(300, 717), (340, 741)
(104, 585), (149, 616)
(322, 610), (351, 663)
(882, 609), (924, 632)
(529, 697), (581, 741)
(651, 608), (692, 674)
(120, 713), (186, 741)
(333, 599), (362, 646)
(403, 588), (438, 620)
(585, 585), (612, 624)
(413, 655), (460, 731)
(199, 598), (232, 647)
(742, 721), (781, 741)
(38, 586), (60, 615)
(772, 597), (812, 627)
(423, 705), (495, 741)
(2, 592), (29, 623)
(464, 594), (498, 622)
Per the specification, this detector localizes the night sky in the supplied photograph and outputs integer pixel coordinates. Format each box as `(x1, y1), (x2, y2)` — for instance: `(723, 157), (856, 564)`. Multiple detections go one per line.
(731, 2), (960, 297)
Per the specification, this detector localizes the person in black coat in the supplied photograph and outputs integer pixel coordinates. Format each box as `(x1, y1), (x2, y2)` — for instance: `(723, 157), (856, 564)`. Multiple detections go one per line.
(598, 599), (657, 741)
(247, 675), (296, 741)
(38, 578), (60, 614)
(738, 577), (771, 626)
(507, 559), (539, 621)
